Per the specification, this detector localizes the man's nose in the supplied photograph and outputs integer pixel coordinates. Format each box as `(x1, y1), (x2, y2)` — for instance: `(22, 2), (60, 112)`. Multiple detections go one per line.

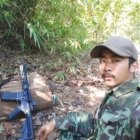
(104, 62), (112, 71)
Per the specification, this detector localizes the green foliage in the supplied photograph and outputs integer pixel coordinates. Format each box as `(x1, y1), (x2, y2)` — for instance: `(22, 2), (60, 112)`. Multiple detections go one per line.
(0, 0), (40, 50)
(0, 0), (140, 55)
(34, 0), (88, 54)
(66, 64), (81, 76)
(54, 71), (67, 81)
(26, 22), (43, 50)
(34, 0), (140, 55)
(122, 1), (140, 43)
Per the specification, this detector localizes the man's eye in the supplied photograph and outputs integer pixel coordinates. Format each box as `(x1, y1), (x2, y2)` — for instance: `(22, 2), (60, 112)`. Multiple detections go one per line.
(113, 59), (121, 63)
(100, 59), (106, 63)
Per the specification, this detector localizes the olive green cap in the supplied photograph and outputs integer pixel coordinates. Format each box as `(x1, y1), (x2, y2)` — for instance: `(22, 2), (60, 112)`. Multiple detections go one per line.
(90, 36), (138, 60)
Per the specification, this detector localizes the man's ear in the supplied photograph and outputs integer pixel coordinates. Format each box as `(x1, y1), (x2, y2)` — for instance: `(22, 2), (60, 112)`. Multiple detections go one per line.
(130, 61), (138, 73)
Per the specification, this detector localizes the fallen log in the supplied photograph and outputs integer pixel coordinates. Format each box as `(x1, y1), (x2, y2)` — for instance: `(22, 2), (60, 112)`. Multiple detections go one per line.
(0, 72), (56, 120)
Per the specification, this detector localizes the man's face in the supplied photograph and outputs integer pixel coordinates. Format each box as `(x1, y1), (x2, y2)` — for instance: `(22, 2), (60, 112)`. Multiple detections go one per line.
(99, 49), (133, 89)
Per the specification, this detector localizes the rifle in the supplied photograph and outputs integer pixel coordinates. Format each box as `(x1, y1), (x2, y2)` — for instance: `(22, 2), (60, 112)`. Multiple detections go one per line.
(0, 64), (36, 140)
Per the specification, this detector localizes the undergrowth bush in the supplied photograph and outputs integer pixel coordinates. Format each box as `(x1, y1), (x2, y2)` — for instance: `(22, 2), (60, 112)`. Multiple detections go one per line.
(0, 0), (139, 59)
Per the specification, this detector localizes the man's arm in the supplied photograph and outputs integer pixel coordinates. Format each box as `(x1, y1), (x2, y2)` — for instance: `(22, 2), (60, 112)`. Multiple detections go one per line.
(56, 112), (94, 137)
(37, 112), (94, 140)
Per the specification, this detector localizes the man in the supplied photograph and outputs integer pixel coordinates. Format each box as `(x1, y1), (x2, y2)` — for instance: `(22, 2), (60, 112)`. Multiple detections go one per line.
(37, 36), (140, 140)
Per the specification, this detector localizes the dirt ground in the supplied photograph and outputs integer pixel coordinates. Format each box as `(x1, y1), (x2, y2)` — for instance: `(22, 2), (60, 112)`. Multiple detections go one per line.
(0, 49), (107, 140)
(1, 48), (140, 140)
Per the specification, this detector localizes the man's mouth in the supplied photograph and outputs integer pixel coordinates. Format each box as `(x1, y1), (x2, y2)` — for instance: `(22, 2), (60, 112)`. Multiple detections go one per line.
(102, 74), (114, 81)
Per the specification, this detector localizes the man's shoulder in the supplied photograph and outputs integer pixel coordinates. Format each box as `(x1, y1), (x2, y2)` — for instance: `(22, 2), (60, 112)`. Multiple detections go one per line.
(118, 79), (140, 92)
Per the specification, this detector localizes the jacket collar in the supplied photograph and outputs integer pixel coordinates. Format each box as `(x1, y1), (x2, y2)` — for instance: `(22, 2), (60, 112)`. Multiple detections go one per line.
(112, 80), (140, 98)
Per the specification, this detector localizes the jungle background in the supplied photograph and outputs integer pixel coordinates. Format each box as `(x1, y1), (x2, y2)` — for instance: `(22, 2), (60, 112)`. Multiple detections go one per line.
(0, 0), (140, 139)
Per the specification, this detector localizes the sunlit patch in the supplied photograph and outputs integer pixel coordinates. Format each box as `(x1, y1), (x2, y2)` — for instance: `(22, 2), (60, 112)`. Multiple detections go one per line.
(130, 0), (140, 2)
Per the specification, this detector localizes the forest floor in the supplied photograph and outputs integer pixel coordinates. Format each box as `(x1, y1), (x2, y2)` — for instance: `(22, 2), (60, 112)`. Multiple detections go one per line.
(0, 48), (108, 140)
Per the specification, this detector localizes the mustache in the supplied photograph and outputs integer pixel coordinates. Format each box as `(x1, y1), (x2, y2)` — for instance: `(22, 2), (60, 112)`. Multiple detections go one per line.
(102, 73), (115, 79)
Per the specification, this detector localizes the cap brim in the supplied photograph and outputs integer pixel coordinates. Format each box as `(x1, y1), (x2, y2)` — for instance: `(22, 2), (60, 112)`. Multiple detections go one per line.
(90, 45), (132, 58)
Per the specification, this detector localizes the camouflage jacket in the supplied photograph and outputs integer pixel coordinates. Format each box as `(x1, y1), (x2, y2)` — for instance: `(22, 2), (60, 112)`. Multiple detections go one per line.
(55, 80), (140, 140)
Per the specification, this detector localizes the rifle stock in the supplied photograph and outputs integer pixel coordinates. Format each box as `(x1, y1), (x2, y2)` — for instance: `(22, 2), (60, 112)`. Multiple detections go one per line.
(19, 114), (34, 140)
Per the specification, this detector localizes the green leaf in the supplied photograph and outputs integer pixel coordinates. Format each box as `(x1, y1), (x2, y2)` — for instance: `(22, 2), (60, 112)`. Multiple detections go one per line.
(55, 71), (67, 81)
